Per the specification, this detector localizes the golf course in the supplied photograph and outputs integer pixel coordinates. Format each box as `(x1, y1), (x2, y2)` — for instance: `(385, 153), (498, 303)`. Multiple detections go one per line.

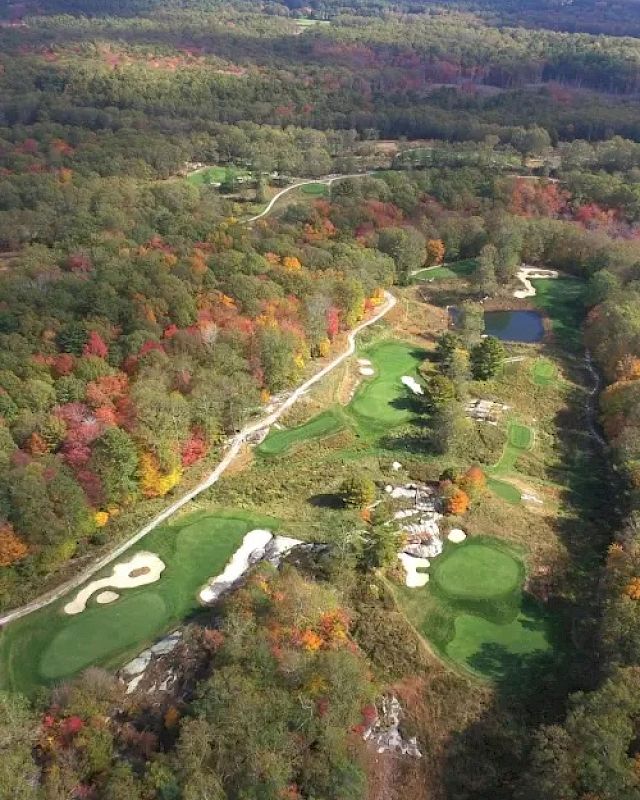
(397, 537), (558, 683)
(0, 510), (277, 695)
(0, 276), (589, 698)
(258, 339), (426, 457)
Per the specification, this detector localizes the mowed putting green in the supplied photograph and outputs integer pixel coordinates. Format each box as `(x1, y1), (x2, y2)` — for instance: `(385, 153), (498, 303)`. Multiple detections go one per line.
(490, 421), (534, 476)
(0, 509), (277, 695)
(349, 341), (426, 433)
(257, 409), (344, 456)
(257, 340), (425, 457)
(433, 543), (521, 601)
(396, 538), (557, 686)
(531, 358), (557, 386)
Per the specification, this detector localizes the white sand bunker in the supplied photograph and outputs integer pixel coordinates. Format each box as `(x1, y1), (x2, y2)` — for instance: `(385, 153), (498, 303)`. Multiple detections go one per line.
(64, 552), (165, 615)
(514, 266), (558, 299)
(358, 358), (372, 366)
(96, 591), (120, 605)
(447, 528), (467, 544)
(199, 530), (301, 605)
(360, 366), (375, 376)
(401, 376), (423, 395)
(398, 552), (430, 588)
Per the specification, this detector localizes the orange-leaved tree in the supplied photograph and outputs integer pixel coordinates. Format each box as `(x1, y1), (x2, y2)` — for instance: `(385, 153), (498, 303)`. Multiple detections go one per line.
(426, 239), (445, 267)
(460, 465), (486, 496)
(0, 522), (29, 566)
(445, 487), (470, 515)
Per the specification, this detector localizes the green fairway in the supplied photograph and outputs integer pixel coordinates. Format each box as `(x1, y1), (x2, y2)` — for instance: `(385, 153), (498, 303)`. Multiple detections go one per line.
(395, 538), (557, 686)
(447, 607), (553, 680)
(186, 165), (250, 187)
(0, 510), (277, 694)
(531, 357), (557, 386)
(300, 182), (328, 196)
(433, 543), (522, 601)
(349, 340), (426, 434)
(490, 421), (534, 475)
(257, 409), (344, 456)
(487, 477), (522, 504)
(257, 340), (425, 458)
(412, 259), (477, 283)
(531, 277), (585, 352)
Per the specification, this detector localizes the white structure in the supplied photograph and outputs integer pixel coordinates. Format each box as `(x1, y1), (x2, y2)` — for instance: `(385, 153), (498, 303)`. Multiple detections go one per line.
(466, 398), (509, 425)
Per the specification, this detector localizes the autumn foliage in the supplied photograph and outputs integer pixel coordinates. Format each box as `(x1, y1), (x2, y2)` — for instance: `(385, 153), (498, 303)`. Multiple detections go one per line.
(139, 452), (182, 498)
(426, 238), (445, 266)
(625, 577), (640, 600)
(445, 487), (470, 515)
(0, 522), (29, 566)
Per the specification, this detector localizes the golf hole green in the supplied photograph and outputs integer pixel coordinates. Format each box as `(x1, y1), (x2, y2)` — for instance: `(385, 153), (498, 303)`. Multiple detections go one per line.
(531, 358), (556, 386)
(433, 543), (521, 601)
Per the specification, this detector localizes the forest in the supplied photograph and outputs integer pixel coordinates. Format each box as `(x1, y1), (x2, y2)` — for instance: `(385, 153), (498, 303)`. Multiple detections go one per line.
(2, 1), (640, 799)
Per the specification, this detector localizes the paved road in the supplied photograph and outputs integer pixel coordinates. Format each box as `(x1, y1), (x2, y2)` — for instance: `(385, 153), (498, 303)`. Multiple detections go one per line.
(0, 291), (396, 626)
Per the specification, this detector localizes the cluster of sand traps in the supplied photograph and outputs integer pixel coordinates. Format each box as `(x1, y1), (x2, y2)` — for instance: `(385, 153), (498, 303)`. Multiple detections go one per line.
(398, 553), (430, 587)
(447, 529), (467, 544)
(513, 266), (558, 299)
(64, 552), (166, 615)
(199, 530), (301, 605)
(358, 358), (374, 376)
(401, 375), (424, 395)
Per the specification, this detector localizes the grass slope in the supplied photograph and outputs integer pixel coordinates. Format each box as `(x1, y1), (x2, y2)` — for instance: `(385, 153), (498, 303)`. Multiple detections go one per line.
(531, 277), (585, 352)
(0, 509), (277, 695)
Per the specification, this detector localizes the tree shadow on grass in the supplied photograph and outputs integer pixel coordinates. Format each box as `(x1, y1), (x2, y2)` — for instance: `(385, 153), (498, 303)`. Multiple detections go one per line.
(389, 394), (422, 413)
(308, 492), (344, 510)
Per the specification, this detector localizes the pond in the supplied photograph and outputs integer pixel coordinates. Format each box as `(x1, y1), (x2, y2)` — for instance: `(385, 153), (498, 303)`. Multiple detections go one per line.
(483, 310), (544, 343)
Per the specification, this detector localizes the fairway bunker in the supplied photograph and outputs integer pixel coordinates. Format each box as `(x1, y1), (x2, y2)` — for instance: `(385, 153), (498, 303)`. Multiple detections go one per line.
(64, 553), (166, 615)
(398, 552), (430, 587)
(401, 375), (424, 395)
(199, 530), (301, 604)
